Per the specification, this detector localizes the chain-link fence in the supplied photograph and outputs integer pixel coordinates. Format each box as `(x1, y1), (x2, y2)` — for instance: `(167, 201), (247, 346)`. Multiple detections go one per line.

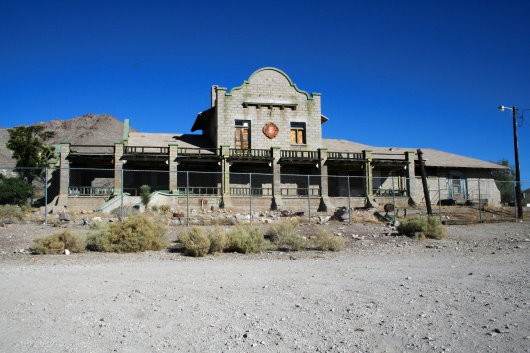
(0, 166), (528, 225)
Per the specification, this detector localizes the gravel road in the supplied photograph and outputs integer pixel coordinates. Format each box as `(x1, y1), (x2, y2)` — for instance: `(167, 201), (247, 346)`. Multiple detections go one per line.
(0, 221), (529, 353)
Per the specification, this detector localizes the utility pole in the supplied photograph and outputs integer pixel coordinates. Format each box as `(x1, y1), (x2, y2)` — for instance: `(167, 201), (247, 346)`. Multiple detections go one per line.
(511, 106), (523, 219)
(417, 149), (432, 216)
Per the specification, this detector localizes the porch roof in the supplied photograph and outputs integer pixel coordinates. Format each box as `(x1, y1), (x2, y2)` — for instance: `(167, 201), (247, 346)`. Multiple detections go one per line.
(128, 132), (214, 149)
(323, 139), (506, 170)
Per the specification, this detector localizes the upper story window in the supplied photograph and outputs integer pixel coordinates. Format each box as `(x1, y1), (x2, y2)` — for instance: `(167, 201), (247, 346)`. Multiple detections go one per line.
(235, 120), (250, 149)
(290, 122), (306, 144)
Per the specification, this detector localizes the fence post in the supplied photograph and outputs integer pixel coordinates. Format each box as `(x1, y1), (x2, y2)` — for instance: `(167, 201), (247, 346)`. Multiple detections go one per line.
(391, 175), (397, 221)
(44, 167), (48, 224)
(120, 168), (124, 220)
(249, 173), (253, 224)
(437, 176), (442, 222)
(186, 171), (190, 226)
(478, 178), (482, 223)
(307, 174), (311, 224)
(347, 175), (351, 225)
(513, 181), (517, 222)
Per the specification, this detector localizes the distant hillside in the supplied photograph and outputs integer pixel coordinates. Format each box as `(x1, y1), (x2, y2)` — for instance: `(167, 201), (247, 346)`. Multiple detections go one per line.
(0, 114), (135, 168)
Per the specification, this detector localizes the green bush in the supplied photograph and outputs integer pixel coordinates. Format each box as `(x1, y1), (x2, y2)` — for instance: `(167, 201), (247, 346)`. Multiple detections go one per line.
(208, 227), (228, 254)
(266, 220), (308, 251)
(0, 204), (25, 223)
(397, 216), (447, 240)
(31, 230), (86, 254)
(140, 185), (151, 207)
(226, 226), (270, 254)
(179, 227), (211, 257)
(86, 215), (167, 252)
(311, 229), (345, 251)
(0, 175), (33, 206)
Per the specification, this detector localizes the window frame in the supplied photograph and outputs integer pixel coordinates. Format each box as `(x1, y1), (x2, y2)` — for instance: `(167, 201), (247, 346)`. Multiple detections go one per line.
(234, 120), (251, 149)
(290, 122), (306, 145)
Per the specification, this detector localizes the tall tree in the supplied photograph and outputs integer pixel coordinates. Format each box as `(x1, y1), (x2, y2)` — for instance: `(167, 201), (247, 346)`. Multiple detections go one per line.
(6, 126), (55, 184)
(491, 159), (515, 204)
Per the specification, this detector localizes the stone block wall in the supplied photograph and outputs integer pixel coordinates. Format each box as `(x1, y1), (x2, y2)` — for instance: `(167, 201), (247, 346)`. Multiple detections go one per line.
(214, 68), (322, 150)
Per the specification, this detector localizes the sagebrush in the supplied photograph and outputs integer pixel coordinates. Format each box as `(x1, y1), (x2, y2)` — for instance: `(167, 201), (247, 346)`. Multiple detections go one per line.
(265, 220), (308, 251)
(0, 204), (25, 223)
(31, 230), (86, 254)
(86, 215), (167, 252)
(179, 225), (270, 256)
(208, 227), (228, 254)
(311, 229), (345, 251)
(179, 227), (211, 257)
(225, 226), (270, 254)
(397, 216), (447, 240)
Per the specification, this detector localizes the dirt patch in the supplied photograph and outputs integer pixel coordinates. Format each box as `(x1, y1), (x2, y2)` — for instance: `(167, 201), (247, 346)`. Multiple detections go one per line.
(0, 221), (529, 352)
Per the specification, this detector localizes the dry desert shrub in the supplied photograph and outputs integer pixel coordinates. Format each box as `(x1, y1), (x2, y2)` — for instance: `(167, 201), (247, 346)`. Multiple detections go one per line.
(158, 205), (171, 214)
(0, 204), (25, 223)
(31, 230), (86, 254)
(208, 227), (228, 254)
(311, 229), (345, 251)
(265, 219), (308, 251)
(179, 227), (211, 257)
(86, 215), (167, 252)
(225, 226), (270, 254)
(397, 216), (447, 240)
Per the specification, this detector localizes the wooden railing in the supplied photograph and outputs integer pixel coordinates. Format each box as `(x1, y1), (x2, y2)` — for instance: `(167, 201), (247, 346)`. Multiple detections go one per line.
(280, 187), (320, 197)
(373, 188), (408, 197)
(229, 149), (272, 158)
(69, 186), (114, 196)
(177, 147), (218, 156)
(230, 187), (273, 196)
(280, 150), (319, 159)
(70, 145), (114, 155)
(327, 151), (363, 160)
(175, 187), (220, 195)
(125, 146), (169, 154)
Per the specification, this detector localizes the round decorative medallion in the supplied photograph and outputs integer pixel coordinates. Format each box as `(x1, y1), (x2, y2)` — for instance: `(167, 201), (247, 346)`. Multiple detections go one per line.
(262, 122), (279, 139)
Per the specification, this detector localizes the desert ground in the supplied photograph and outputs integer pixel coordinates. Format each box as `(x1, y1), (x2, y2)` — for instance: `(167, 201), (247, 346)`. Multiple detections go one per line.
(0, 220), (529, 353)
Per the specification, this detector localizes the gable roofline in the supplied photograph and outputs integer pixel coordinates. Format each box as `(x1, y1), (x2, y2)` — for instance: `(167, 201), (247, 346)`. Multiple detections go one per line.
(225, 67), (318, 100)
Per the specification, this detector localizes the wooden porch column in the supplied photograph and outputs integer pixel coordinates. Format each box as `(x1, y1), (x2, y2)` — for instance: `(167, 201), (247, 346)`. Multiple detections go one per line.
(168, 144), (178, 193)
(405, 151), (419, 205)
(363, 149), (376, 207)
(318, 148), (333, 212)
(59, 143), (70, 196)
(271, 147), (283, 210)
(220, 145), (232, 208)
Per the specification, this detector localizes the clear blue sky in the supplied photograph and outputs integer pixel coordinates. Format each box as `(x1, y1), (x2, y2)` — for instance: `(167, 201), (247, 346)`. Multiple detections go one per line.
(1, 0), (529, 181)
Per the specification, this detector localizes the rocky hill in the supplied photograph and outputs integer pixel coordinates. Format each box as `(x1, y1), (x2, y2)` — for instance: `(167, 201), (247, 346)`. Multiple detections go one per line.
(0, 114), (135, 168)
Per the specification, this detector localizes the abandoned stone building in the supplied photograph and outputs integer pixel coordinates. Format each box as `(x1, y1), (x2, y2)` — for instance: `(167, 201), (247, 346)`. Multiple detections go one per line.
(50, 67), (505, 213)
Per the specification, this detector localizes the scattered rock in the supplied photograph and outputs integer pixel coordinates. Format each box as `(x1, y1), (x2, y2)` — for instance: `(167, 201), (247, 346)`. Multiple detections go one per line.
(59, 213), (72, 222)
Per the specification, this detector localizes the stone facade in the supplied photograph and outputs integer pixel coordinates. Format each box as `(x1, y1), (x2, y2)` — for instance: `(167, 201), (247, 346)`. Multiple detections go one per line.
(210, 68), (322, 150)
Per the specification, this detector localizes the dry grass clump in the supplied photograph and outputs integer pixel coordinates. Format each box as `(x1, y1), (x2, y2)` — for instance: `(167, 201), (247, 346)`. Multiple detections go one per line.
(86, 215), (167, 252)
(311, 229), (345, 251)
(397, 216), (447, 240)
(31, 230), (86, 254)
(179, 227), (211, 257)
(0, 204), (25, 223)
